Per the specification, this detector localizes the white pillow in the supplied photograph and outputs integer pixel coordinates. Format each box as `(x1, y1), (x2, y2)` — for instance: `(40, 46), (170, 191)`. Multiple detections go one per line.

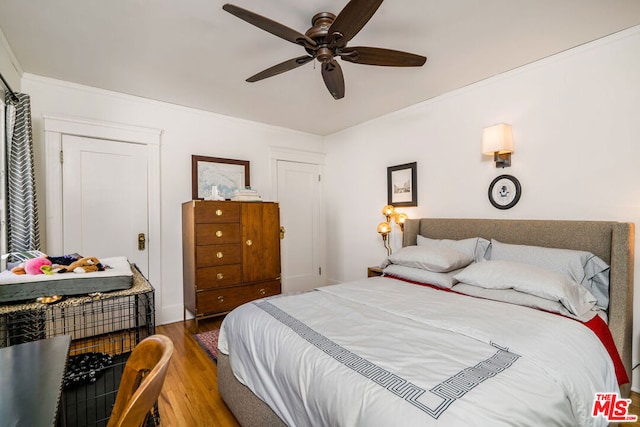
(451, 283), (599, 322)
(453, 260), (598, 317)
(383, 264), (461, 289)
(417, 236), (490, 263)
(489, 239), (610, 311)
(386, 245), (473, 273)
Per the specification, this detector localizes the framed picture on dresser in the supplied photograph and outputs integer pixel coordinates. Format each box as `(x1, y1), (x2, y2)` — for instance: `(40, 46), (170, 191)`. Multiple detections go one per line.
(192, 155), (250, 200)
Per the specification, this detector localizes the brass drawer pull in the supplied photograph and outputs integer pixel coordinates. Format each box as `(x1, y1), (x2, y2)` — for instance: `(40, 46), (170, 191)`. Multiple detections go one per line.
(217, 273), (224, 280)
(216, 209), (223, 216)
(246, 239), (253, 246)
(217, 296), (224, 303)
(216, 230), (223, 237)
(216, 252), (224, 259)
(259, 288), (266, 296)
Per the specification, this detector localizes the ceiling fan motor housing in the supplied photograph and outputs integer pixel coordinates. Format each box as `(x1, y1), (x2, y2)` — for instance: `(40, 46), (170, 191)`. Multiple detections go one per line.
(306, 12), (337, 63)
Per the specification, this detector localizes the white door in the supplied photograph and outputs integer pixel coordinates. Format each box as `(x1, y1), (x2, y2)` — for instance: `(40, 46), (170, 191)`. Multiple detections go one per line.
(277, 160), (322, 292)
(62, 135), (149, 275)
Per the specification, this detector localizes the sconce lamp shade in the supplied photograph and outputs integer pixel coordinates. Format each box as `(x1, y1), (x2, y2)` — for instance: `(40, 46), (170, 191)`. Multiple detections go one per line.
(377, 221), (391, 235)
(482, 124), (514, 154)
(381, 205), (395, 222)
(482, 123), (514, 168)
(381, 205), (395, 216)
(395, 212), (408, 232)
(394, 213), (408, 225)
(382, 204), (395, 216)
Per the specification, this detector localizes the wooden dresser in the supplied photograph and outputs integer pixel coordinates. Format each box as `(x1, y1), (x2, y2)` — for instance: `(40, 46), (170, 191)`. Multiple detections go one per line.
(182, 200), (281, 326)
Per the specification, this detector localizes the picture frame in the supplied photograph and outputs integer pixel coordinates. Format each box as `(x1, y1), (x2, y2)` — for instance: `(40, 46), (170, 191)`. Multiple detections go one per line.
(387, 162), (417, 207)
(488, 174), (521, 210)
(191, 155), (250, 200)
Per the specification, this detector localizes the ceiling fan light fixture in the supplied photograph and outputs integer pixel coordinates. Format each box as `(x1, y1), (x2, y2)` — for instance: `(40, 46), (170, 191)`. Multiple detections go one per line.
(316, 48), (333, 63)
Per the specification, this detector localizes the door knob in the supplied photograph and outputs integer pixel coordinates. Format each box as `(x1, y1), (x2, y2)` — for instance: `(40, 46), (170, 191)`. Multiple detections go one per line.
(138, 233), (146, 251)
(280, 226), (286, 240)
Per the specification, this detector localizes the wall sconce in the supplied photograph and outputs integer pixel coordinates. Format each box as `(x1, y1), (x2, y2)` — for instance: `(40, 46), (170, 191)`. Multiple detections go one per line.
(482, 123), (514, 168)
(376, 221), (392, 256)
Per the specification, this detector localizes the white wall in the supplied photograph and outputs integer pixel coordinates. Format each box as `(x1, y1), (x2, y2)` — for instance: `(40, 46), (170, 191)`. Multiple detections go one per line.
(324, 26), (640, 389)
(20, 75), (324, 325)
(0, 27), (21, 94)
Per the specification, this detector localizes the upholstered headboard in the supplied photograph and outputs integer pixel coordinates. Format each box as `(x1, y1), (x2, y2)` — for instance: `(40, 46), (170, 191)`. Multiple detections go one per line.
(403, 218), (635, 393)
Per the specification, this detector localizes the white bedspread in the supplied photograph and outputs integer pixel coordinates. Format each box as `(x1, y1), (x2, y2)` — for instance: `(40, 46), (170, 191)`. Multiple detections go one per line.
(218, 277), (619, 426)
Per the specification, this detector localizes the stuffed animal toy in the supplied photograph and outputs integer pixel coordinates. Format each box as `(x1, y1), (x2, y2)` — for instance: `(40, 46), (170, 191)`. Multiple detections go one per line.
(24, 257), (53, 275)
(10, 265), (26, 274)
(60, 257), (103, 274)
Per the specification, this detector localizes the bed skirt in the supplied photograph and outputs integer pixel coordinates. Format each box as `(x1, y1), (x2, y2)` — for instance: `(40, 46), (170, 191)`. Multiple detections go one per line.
(218, 353), (285, 427)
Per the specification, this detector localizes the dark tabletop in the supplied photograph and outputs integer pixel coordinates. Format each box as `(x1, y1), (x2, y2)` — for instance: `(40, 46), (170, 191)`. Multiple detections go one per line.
(0, 335), (71, 427)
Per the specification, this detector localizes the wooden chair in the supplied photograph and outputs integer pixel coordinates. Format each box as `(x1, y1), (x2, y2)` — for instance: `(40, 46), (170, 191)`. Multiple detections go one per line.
(107, 334), (174, 427)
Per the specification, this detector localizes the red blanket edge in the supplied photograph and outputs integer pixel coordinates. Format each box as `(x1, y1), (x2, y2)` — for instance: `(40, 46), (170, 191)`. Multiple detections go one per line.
(583, 315), (629, 386)
(383, 274), (629, 386)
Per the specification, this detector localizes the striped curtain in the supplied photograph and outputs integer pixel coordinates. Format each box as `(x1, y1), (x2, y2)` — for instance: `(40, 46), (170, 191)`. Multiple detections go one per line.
(5, 92), (40, 255)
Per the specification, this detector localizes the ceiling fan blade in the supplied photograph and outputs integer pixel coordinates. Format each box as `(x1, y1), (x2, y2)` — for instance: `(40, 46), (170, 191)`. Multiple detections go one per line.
(246, 56), (314, 82)
(223, 4), (317, 49)
(339, 47), (426, 66)
(322, 60), (345, 100)
(328, 0), (384, 47)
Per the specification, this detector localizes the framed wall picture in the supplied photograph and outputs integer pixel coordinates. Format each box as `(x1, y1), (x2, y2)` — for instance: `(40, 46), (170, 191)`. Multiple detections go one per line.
(488, 174), (521, 210)
(387, 162), (417, 207)
(191, 155), (250, 200)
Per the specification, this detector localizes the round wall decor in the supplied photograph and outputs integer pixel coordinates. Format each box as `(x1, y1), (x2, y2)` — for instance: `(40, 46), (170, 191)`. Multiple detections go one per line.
(488, 175), (521, 210)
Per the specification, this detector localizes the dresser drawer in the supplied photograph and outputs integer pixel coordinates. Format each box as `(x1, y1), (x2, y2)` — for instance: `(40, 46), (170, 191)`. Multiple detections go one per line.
(195, 264), (242, 289)
(196, 244), (241, 267)
(196, 280), (281, 315)
(196, 223), (240, 245)
(195, 202), (240, 223)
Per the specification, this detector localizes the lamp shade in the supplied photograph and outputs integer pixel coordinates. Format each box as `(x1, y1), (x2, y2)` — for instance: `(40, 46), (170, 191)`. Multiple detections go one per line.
(395, 212), (408, 225)
(381, 205), (395, 217)
(377, 221), (391, 235)
(482, 123), (514, 155)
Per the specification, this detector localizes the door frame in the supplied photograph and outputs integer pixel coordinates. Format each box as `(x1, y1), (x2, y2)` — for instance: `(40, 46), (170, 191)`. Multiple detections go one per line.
(43, 114), (162, 300)
(269, 146), (326, 287)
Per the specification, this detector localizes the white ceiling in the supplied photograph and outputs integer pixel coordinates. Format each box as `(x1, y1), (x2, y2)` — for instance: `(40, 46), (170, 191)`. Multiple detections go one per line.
(1, 1), (640, 136)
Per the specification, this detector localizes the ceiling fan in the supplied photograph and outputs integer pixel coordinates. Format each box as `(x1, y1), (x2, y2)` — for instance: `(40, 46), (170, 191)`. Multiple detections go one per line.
(222, 0), (427, 100)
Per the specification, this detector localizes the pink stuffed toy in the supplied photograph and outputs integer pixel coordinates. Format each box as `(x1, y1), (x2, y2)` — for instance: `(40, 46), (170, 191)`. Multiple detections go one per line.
(24, 257), (53, 275)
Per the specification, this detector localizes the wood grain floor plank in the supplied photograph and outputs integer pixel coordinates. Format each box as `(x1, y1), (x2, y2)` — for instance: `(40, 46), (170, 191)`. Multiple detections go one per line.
(157, 317), (239, 426)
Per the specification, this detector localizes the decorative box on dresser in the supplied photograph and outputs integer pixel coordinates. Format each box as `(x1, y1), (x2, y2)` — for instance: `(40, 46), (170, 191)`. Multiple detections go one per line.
(182, 200), (282, 327)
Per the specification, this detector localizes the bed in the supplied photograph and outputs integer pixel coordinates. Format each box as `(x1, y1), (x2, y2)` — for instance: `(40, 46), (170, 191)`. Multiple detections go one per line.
(217, 218), (635, 426)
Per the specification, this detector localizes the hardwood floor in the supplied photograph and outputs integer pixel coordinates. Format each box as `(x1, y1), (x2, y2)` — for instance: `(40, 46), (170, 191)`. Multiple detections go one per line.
(156, 318), (640, 426)
(629, 391), (640, 426)
(156, 317), (239, 427)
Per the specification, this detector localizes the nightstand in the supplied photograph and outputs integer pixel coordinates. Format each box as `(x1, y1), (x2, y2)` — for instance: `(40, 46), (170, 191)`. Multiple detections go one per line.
(367, 266), (384, 277)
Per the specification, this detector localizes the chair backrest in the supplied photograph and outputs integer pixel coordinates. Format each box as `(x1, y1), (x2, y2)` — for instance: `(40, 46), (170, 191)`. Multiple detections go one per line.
(107, 334), (174, 427)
